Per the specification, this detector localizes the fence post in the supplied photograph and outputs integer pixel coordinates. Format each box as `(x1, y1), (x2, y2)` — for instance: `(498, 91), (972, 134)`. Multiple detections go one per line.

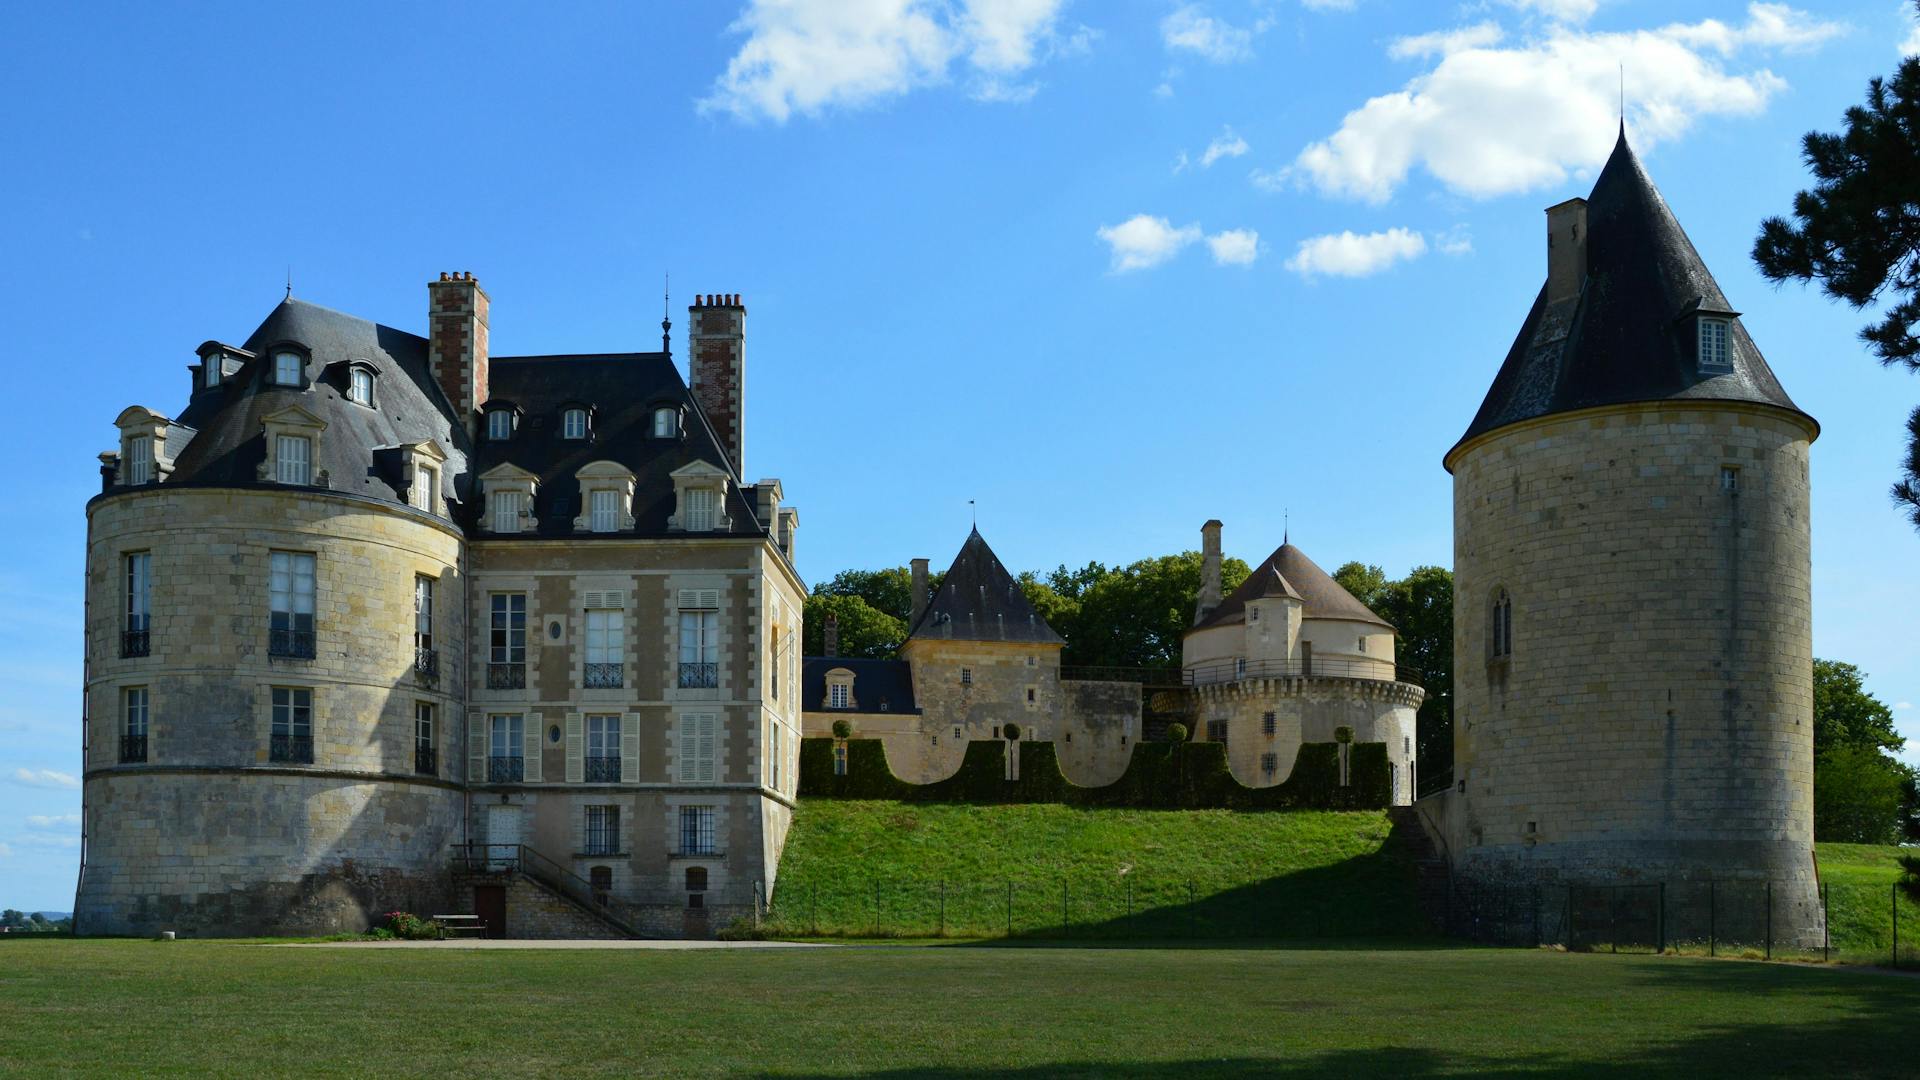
(939, 880), (947, 938)
(1765, 881), (1773, 961)
(1708, 881), (1716, 958)
(1658, 883), (1666, 955)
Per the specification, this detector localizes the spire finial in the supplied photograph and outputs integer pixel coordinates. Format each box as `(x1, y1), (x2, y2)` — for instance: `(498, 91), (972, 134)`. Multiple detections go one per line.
(661, 271), (672, 355)
(1283, 508), (1289, 546)
(969, 499), (976, 529)
(285, 266), (292, 301)
(1618, 62), (1626, 137)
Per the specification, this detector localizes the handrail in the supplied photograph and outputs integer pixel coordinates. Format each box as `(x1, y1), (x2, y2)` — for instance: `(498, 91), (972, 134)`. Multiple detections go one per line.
(450, 843), (647, 938)
(1183, 656), (1423, 688)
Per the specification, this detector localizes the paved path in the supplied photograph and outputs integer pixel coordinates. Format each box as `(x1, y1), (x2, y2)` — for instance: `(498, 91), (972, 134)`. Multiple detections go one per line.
(270, 938), (834, 950)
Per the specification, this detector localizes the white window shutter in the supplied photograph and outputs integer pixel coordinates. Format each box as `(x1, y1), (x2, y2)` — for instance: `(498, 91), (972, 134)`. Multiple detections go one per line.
(524, 721), (543, 782)
(467, 711), (485, 782)
(605, 590), (626, 608)
(582, 590), (604, 609)
(621, 713), (640, 785)
(698, 714), (718, 783)
(565, 712), (584, 783)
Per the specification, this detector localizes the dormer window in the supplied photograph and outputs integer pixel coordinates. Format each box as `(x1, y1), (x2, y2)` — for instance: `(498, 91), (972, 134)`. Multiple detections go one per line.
(273, 352), (304, 387)
(1698, 317), (1731, 372)
(348, 366), (375, 407)
(203, 353), (223, 388)
(126, 435), (154, 485)
(563, 408), (589, 440)
(276, 436), (312, 484)
(487, 409), (513, 441)
(653, 408), (677, 438)
(684, 488), (714, 531)
(258, 405), (326, 489)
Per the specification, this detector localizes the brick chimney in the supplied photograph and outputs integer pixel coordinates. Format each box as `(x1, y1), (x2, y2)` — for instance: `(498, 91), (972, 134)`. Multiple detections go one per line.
(910, 558), (930, 627)
(1194, 519), (1223, 626)
(689, 294), (745, 476)
(428, 272), (490, 432)
(1545, 198), (1588, 305)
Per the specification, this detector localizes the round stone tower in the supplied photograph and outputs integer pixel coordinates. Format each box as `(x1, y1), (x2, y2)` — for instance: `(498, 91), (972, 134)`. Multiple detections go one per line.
(77, 297), (471, 936)
(1442, 130), (1822, 945)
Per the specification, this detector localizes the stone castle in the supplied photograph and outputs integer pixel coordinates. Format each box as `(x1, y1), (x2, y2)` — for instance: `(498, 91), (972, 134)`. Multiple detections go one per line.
(78, 131), (1821, 941)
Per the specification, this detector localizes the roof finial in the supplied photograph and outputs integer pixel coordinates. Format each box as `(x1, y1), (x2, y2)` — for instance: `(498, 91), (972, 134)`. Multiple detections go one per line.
(1283, 508), (1289, 546)
(285, 266), (292, 301)
(970, 499), (977, 530)
(661, 271), (672, 356)
(1619, 62), (1626, 136)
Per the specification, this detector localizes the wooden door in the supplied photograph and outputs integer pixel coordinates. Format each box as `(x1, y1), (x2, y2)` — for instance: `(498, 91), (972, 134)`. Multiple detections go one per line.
(474, 885), (506, 939)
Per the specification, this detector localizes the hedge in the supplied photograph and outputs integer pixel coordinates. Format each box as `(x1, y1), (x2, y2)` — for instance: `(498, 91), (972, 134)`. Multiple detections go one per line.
(798, 737), (1388, 810)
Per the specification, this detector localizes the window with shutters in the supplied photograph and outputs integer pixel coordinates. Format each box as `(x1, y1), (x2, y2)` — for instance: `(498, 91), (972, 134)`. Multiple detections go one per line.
(120, 686), (148, 763)
(588, 489), (619, 533)
(489, 714), (524, 781)
(414, 702), (436, 775)
(275, 435), (311, 485)
(684, 487), (714, 532)
(770, 627), (781, 700)
(677, 713), (718, 783)
(122, 552), (151, 658)
(488, 593), (527, 689)
(677, 591), (719, 688)
(586, 714), (621, 781)
(126, 435), (154, 485)
(412, 463), (438, 513)
(270, 687), (313, 763)
(268, 551), (316, 658)
(490, 489), (525, 534)
(585, 609), (624, 688)
(584, 805), (620, 855)
(679, 805), (716, 855)
(767, 722), (783, 791)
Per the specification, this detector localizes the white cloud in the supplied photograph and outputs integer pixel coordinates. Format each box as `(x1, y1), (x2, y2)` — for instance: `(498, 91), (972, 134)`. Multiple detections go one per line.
(1207, 229), (1261, 265)
(26, 814), (80, 829)
(1096, 214), (1203, 272)
(700, 0), (1077, 121)
(1500, 0), (1599, 21)
(1285, 228), (1428, 277)
(1302, 0), (1357, 10)
(10, 769), (79, 790)
(1201, 128), (1250, 167)
(1436, 225), (1474, 256)
(1248, 166), (1287, 192)
(1290, 3), (1844, 203)
(1897, 701), (1914, 710)
(1161, 4), (1254, 63)
(1389, 22), (1504, 60)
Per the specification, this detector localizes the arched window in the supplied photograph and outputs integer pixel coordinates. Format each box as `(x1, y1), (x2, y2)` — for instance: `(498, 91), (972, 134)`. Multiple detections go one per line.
(272, 351), (304, 387)
(1490, 588), (1513, 659)
(348, 366), (375, 406)
(653, 408), (677, 438)
(563, 408), (588, 440)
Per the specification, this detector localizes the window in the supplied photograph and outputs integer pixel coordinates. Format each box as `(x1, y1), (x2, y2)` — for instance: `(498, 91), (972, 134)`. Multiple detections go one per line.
(1235, 658), (1247, 677)
(686, 866), (708, 892)
(1491, 589), (1513, 660)
(1357, 637), (1367, 653)
(585, 805), (620, 855)
(768, 722), (783, 791)
(413, 576), (435, 682)
(833, 743), (848, 775)
(1721, 466), (1740, 493)
(587, 715), (621, 781)
(678, 713), (718, 783)
(348, 367), (374, 406)
(487, 409), (513, 441)
(589, 489), (619, 533)
(270, 687), (313, 763)
(123, 552), (151, 657)
(1249, 605), (1260, 623)
(1025, 687), (1036, 704)
(489, 593), (527, 688)
(679, 805), (716, 855)
(770, 628), (781, 700)
(960, 668), (973, 687)
(563, 408), (588, 440)
(1699, 317), (1732, 371)
(683, 487), (714, 531)
(489, 714), (524, 781)
(585, 609), (624, 688)
(275, 434), (311, 485)
(1207, 718), (1228, 746)
(121, 687), (148, 763)
(126, 435), (154, 485)
(490, 489), (525, 533)
(414, 702), (436, 775)
(828, 683), (850, 709)
(204, 354), (222, 387)
(1261, 711), (1277, 736)
(653, 408), (677, 438)
(412, 464), (438, 512)
(678, 600), (717, 688)
(273, 352), (303, 386)
(268, 551), (316, 658)
(590, 865), (613, 905)
(1261, 752), (1278, 778)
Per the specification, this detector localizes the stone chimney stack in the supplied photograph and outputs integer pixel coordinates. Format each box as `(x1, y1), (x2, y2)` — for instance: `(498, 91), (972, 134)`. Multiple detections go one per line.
(428, 272), (490, 433)
(910, 558), (930, 627)
(823, 613), (839, 658)
(1194, 519), (1223, 626)
(689, 294), (746, 477)
(1545, 198), (1589, 305)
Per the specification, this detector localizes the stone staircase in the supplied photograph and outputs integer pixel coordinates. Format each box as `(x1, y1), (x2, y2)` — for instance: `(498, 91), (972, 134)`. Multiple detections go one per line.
(452, 844), (648, 939)
(1386, 805), (1451, 931)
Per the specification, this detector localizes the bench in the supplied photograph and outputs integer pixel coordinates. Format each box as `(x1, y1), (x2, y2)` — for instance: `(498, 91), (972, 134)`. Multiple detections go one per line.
(432, 914), (487, 937)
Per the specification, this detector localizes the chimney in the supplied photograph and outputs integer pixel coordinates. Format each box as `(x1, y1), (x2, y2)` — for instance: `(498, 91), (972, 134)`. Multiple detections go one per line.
(1545, 198), (1588, 305)
(1194, 519), (1223, 626)
(754, 478), (782, 540)
(428, 272), (491, 432)
(823, 613), (839, 658)
(778, 507), (798, 562)
(910, 558), (930, 626)
(689, 293), (746, 477)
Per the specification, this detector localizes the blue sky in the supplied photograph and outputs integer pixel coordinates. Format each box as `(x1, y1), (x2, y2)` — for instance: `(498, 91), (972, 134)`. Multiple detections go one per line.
(2, 0), (1916, 910)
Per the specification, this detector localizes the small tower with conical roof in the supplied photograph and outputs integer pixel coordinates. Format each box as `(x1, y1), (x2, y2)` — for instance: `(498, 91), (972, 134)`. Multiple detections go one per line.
(1442, 130), (1822, 945)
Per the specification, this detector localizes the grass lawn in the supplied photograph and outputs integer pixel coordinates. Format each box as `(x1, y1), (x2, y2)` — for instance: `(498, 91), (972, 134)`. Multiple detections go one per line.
(1, 940), (1915, 1077)
(766, 801), (1425, 939)
(1816, 843), (1920, 964)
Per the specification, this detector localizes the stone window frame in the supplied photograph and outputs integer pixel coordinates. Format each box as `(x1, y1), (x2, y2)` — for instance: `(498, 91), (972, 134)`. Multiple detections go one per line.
(114, 406), (177, 486)
(479, 463), (539, 535)
(1489, 587), (1514, 662)
(197, 343), (248, 392)
(268, 343), (310, 389)
(572, 460), (637, 534)
(401, 440), (448, 515)
(823, 668), (855, 710)
(257, 405), (328, 488)
(484, 403), (520, 442)
(120, 684), (150, 764)
(561, 405), (593, 442)
(344, 360), (378, 408)
(667, 460), (731, 533)
(263, 683), (318, 765)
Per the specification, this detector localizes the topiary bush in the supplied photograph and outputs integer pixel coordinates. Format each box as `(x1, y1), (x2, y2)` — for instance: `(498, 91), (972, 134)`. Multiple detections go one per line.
(1003, 722), (1021, 741)
(1334, 725), (1355, 744)
(1165, 722), (1189, 743)
(831, 718), (853, 740)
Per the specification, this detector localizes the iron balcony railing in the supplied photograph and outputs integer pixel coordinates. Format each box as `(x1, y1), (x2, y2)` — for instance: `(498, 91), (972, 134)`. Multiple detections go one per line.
(121, 629), (149, 658)
(585, 755), (622, 783)
(487, 755), (524, 783)
(415, 646), (439, 686)
(269, 733), (314, 764)
(269, 628), (316, 659)
(1059, 665), (1184, 687)
(1182, 657), (1423, 688)
(415, 743), (437, 777)
(119, 734), (147, 763)
(487, 662), (526, 690)
(584, 662), (623, 689)
(678, 661), (718, 689)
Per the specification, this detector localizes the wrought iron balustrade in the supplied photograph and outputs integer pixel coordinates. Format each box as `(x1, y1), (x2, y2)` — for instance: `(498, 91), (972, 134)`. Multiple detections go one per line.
(678, 661), (718, 689)
(1059, 665), (1183, 687)
(585, 755), (622, 783)
(269, 733), (314, 764)
(487, 662), (526, 690)
(269, 628), (316, 659)
(414, 743), (437, 776)
(487, 755), (524, 782)
(121, 629), (150, 658)
(1181, 656), (1423, 688)
(584, 662), (623, 689)
(119, 734), (147, 763)
(414, 647), (439, 685)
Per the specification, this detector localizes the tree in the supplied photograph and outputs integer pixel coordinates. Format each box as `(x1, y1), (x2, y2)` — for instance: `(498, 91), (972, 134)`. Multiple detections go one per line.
(800, 594), (905, 659)
(1061, 552), (1249, 668)
(1753, 21), (1920, 528)
(1336, 562), (1455, 794)
(811, 567), (941, 624)
(1810, 659), (1915, 843)
(1813, 659), (1904, 755)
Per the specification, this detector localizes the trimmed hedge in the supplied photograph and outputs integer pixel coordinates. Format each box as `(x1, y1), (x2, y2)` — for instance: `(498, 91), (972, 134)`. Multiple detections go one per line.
(799, 737), (1388, 810)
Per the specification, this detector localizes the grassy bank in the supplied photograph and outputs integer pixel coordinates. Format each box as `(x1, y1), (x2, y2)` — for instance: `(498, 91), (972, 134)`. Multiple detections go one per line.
(1818, 842), (1920, 964)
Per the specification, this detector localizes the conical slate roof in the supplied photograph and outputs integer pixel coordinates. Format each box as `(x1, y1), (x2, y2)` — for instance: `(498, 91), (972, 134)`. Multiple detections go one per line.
(906, 528), (1064, 645)
(1192, 542), (1392, 632)
(1449, 129), (1815, 464)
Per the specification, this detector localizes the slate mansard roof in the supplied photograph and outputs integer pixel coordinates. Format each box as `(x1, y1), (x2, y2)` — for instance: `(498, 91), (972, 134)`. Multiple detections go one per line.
(1191, 542), (1393, 633)
(1451, 129), (1815, 461)
(906, 528), (1065, 646)
(801, 657), (921, 715)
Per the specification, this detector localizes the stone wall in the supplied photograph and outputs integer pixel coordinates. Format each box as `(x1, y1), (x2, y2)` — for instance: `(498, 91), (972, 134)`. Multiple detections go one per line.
(1447, 403), (1821, 945)
(1192, 676), (1420, 803)
(1056, 679), (1141, 787)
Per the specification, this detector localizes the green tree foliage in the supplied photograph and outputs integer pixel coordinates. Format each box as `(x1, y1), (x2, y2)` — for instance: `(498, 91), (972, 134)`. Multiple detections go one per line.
(1753, 24), (1920, 527)
(812, 567), (942, 624)
(800, 594), (906, 659)
(1335, 562), (1455, 792)
(1813, 659), (1904, 755)
(1810, 659), (1915, 843)
(1041, 553), (1250, 668)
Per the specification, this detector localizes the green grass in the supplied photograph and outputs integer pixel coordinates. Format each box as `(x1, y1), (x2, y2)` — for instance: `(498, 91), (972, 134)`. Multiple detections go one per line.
(766, 801), (1426, 939)
(1816, 842), (1920, 963)
(0, 940), (1915, 1077)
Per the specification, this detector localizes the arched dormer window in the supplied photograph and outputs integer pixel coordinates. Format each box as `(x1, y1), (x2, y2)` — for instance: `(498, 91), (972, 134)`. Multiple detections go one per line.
(653, 407), (678, 439)
(1490, 588), (1513, 660)
(486, 406), (515, 442)
(572, 461), (636, 534)
(271, 349), (306, 388)
(563, 407), (590, 440)
(202, 349), (224, 389)
(346, 363), (376, 407)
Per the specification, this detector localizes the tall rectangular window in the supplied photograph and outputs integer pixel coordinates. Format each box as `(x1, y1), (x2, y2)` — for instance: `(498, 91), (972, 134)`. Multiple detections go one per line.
(587, 715), (621, 782)
(414, 702), (436, 776)
(585, 610), (624, 688)
(1699, 317), (1732, 371)
(489, 714), (524, 781)
(126, 435), (154, 485)
(273, 352), (303, 386)
(828, 683), (849, 709)
(585, 805), (620, 856)
(487, 410), (512, 440)
(270, 687), (313, 763)
(490, 490), (524, 533)
(677, 714), (717, 783)
(121, 686), (148, 763)
(589, 489), (619, 533)
(488, 593), (526, 689)
(268, 551), (316, 658)
(768, 722), (783, 791)
(123, 552), (151, 658)
(679, 806), (715, 855)
(349, 367), (374, 405)
(678, 607), (717, 688)
(684, 488), (714, 531)
(1207, 718), (1228, 747)
(412, 464), (438, 513)
(276, 435), (311, 485)
(414, 577), (433, 652)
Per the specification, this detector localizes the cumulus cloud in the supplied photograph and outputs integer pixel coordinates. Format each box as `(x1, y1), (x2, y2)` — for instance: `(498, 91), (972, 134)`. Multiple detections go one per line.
(1096, 214), (1203, 271)
(1201, 128), (1250, 167)
(1285, 228), (1429, 277)
(1499, 0), (1599, 21)
(1207, 229), (1260, 265)
(700, 0), (1083, 121)
(26, 814), (80, 829)
(1435, 225), (1474, 256)
(1302, 0), (1357, 10)
(1389, 22), (1504, 60)
(1291, 3), (1844, 203)
(1161, 4), (1256, 63)
(11, 769), (79, 790)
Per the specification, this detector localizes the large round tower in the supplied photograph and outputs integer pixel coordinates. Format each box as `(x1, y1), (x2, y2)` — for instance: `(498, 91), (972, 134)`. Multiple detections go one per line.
(78, 298), (471, 936)
(1442, 131), (1822, 945)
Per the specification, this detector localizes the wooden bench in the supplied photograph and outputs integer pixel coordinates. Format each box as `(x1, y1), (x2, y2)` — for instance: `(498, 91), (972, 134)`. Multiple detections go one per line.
(433, 914), (487, 937)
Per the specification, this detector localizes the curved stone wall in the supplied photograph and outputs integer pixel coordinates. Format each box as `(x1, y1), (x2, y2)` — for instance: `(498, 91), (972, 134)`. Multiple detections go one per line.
(1192, 676), (1421, 803)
